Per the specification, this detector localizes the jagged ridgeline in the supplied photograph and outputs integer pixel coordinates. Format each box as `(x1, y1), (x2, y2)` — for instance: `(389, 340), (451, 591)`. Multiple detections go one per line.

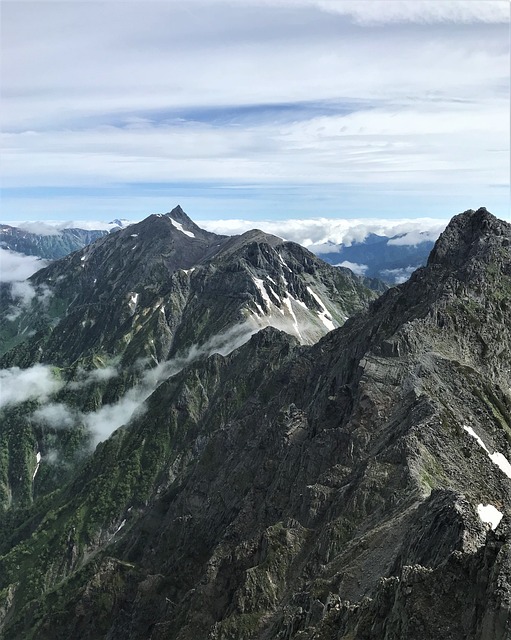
(0, 206), (380, 509)
(0, 207), (510, 639)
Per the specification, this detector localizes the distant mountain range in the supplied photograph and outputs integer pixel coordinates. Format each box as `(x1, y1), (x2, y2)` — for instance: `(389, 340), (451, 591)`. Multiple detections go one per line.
(316, 231), (435, 282)
(0, 220), (129, 260)
(1, 215), (440, 283)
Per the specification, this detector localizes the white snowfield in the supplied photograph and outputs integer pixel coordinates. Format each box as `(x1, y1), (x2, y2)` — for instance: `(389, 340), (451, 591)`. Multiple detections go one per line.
(306, 286), (336, 331)
(463, 425), (511, 479)
(250, 275), (340, 344)
(32, 451), (42, 480)
(169, 218), (195, 238)
(477, 503), (503, 530)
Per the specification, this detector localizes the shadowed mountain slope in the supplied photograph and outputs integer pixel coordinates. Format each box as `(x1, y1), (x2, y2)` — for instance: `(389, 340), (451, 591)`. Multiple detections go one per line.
(0, 208), (509, 639)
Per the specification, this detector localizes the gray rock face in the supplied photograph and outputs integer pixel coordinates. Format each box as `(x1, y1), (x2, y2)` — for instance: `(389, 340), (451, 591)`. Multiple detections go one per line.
(0, 208), (510, 640)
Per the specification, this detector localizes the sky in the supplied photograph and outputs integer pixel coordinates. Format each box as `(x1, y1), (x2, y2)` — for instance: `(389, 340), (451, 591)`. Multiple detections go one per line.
(1, 0), (510, 223)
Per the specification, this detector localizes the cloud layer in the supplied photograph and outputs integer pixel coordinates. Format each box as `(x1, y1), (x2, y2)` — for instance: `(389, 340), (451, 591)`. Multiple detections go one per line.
(1, 1), (508, 220)
(200, 216), (448, 248)
(0, 365), (63, 408)
(0, 248), (48, 283)
(23, 320), (259, 446)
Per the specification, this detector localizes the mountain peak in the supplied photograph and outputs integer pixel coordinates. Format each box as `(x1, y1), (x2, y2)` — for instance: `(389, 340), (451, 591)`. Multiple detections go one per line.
(163, 205), (203, 235)
(427, 207), (509, 270)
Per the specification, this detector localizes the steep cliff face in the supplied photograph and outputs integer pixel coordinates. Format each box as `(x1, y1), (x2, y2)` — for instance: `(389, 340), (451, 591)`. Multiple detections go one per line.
(0, 208), (509, 640)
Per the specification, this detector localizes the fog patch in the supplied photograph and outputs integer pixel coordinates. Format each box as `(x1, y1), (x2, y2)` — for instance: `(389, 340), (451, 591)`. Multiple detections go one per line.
(6, 282), (52, 320)
(0, 365), (63, 408)
(0, 247), (49, 282)
(32, 402), (78, 429)
(67, 365), (118, 389)
(380, 266), (417, 284)
(0, 247), (52, 319)
(335, 260), (368, 276)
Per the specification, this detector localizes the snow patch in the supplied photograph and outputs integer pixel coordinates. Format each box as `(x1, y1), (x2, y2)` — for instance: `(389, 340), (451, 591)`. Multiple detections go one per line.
(294, 298), (309, 310)
(306, 286), (336, 332)
(32, 451), (42, 480)
(114, 519), (126, 534)
(463, 425), (511, 479)
(170, 218), (195, 238)
(477, 504), (503, 530)
(277, 253), (291, 271)
(282, 295), (301, 339)
(253, 277), (273, 312)
(266, 283), (284, 313)
(128, 292), (139, 314)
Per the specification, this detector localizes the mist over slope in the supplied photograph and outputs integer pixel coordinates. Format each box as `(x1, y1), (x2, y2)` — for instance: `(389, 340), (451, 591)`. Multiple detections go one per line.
(0, 206), (378, 511)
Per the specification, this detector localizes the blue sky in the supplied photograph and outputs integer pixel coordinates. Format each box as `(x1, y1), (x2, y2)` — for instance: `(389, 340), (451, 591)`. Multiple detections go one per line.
(1, 0), (509, 223)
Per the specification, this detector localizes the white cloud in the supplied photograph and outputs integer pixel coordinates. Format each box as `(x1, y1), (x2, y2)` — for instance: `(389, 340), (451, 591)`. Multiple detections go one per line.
(0, 365), (63, 408)
(380, 266), (418, 283)
(0, 248), (51, 318)
(32, 402), (78, 428)
(86, 320), (260, 443)
(26, 320), (260, 445)
(336, 260), (368, 276)
(67, 366), (119, 389)
(13, 222), (62, 236)
(387, 227), (445, 246)
(10, 281), (38, 306)
(309, 0), (510, 25)
(0, 248), (48, 282)
(1, 1), (508, 219)
(201, 216), (448, 248)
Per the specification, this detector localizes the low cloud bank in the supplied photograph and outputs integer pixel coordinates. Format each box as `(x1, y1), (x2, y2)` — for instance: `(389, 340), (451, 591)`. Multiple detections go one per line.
(335, 260), (368, 276)
(201, 218), (447, 250)
(0, 247), (48, 282)
(0, 365), (63, 408)
(11, 222), (62, 236)
(380, 266), (417, 284)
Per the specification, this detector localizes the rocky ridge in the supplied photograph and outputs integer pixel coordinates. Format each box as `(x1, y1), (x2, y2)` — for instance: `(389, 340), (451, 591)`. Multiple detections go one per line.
(0, 206), (378, 516)
(0, 207), (509, 639)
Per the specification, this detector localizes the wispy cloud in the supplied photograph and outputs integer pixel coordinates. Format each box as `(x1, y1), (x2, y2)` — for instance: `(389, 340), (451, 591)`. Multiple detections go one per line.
(0, 365), (63, 408)
(336, 260), (368, 276)
(0, 248), (48, 282)
(308, 0), (510, 25)
(380, 265), (418, 284)
(1, 1), (508, 220)
(27, 320), (260, 445)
